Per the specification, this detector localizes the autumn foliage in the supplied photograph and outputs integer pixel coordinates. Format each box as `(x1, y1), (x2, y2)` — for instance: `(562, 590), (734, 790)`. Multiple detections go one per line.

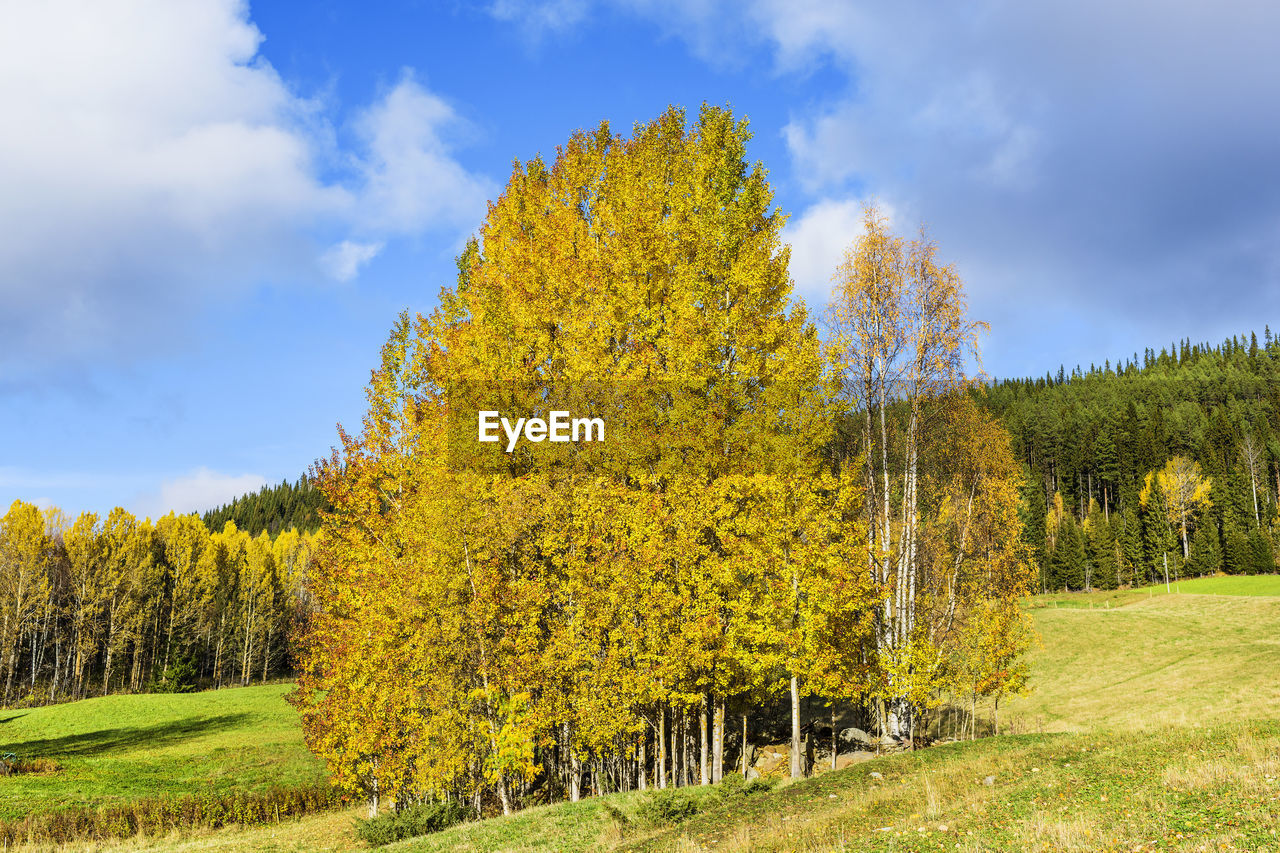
(291, 106), (1034, 818)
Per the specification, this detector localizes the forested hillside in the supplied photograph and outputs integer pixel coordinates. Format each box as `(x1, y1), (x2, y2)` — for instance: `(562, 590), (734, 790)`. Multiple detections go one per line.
(203, 476), (326, 536)
(984, 328), (1280, 591)
(0, 501), (316, 708)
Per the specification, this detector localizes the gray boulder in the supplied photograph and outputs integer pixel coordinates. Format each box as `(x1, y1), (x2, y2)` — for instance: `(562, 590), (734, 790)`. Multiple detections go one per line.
(839, 727), (874, 747)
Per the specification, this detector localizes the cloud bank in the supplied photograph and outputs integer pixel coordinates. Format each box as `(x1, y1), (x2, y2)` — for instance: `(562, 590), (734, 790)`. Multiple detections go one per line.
(134, 467), (266, 519)
(0, 0), (491, 379)
(496, 0), (1280, 375)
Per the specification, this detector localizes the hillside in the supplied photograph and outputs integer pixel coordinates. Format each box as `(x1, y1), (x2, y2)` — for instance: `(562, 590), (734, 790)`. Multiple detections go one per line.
(1003, 590), (1280, 733)
(0, 684), (325, 822)
(981, 330), (1280, 591)
(20, 579), (1279, 852)
(202, 476), (326, 537)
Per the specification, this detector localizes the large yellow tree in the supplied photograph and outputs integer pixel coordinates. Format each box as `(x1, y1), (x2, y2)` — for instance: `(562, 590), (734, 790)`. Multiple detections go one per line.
(294, 105), (869, 815)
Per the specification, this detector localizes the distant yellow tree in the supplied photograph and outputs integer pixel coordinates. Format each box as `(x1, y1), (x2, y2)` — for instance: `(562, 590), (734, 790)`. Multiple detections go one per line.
(0, 501), (52, 704)
(1140, 456), (1211, 560)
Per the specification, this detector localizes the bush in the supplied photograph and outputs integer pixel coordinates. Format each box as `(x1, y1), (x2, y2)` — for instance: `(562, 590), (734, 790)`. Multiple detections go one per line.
(12, 757), (62, 774)
(353, 800), (472, 846)
(716, 772), (746, 796)
(636, 788), (699, 825)
(715, 773), (773, 799)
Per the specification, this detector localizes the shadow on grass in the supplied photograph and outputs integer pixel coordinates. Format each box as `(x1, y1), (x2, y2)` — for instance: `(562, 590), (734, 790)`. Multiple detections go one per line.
(0, 714), (251, 758)
(0, 715), (26, 726)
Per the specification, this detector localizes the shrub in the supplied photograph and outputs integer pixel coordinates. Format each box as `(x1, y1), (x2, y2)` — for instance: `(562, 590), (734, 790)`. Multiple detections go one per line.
(149, 655), (199, 693)
(715, 773), (772, 799)
(716, 772), (746, 797)
(636, 788), (699, 825)
(353, 800), (472, 846)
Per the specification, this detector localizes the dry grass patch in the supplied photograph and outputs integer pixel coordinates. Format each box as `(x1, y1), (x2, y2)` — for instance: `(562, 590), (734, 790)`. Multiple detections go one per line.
(1163, 731), (1280, 794)
(1010, 811), (1105, 851)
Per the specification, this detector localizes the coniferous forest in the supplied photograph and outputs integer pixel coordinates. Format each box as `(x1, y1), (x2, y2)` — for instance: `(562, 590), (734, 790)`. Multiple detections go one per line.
(203, 476), (326, 537)
(984, 330), (1280, 592)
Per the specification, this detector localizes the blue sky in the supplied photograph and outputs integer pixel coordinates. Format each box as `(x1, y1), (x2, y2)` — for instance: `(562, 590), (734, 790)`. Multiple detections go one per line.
(2, 0), (1278, 518)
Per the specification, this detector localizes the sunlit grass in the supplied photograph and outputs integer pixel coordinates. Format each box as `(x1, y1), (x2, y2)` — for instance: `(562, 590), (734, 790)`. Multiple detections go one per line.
(0, 683), (325, 821)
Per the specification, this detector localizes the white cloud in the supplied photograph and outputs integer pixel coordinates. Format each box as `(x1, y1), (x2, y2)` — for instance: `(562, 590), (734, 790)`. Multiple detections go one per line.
(321, 240), (385, 282)
(489, 0), (591, 39)
(598, 0), (1280, 373)
(0, 1), (491, 378)
(353, 73), (496, 236)
(785, 199), (864, 306)
(136, 467), (266, 519)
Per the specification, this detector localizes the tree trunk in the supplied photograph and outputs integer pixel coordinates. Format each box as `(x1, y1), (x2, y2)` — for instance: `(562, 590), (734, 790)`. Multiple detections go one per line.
(831, 708), (838, 771)
(742, 711), (749, 778)
(790, 675), (802, 779)
(699, 694), (709, 785)
(497, 775), (511, 815)
(638, 731), (647, 791)
(712, 697), (724, 783)
(658, 707), (667, 789)
(683, 709), (692, 786)
(670, 707), (679, 787)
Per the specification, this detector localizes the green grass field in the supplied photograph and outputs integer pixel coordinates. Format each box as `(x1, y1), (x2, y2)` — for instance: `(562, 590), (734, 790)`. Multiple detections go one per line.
(9, 576), (1280, 851)
(1134, 573), (1280, 597)
(1004, 590), (1280, 733)
(0, 683), (326, 822)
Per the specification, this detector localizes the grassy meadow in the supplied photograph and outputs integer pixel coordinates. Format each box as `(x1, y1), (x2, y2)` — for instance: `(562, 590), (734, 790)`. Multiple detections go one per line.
(5, 576), (1280, 851)
(1004, 588), (1280, 733)
(0, 683), (325, 821)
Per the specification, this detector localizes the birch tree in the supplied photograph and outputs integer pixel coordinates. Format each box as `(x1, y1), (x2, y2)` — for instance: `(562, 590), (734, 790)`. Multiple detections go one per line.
(827, 204), (1032, 741)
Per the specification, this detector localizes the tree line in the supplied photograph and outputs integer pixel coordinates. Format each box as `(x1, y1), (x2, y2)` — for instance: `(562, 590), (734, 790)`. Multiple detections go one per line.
(292, 106), (1036, 819)
(983, 331), (1280, 591)
(0, 501), (316, 708)
(203, 476), (326, 537)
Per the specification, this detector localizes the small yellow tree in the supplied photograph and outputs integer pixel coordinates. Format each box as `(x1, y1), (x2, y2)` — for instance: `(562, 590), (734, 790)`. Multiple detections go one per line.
(1140, 456), (1212, 560)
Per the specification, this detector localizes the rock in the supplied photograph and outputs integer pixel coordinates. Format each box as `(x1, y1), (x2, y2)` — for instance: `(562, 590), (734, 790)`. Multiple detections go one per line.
(0, 761), (10, 777)
(835, 752), (874, 770)
(982, 775), (995, 786)
(869, 771), (883, 780)
(746, 766), (760, 780)
(752, 745), (790, 777)
(839, 727), (874, 747)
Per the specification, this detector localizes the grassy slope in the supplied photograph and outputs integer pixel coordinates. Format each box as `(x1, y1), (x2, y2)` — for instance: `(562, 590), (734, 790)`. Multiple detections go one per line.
(0, 683), (325, 822)
(1004, 591), (1280, 732)
(11, 577), (1280, 851)
(62, 725), (1280, 853)
(397, 577), (1280, 851)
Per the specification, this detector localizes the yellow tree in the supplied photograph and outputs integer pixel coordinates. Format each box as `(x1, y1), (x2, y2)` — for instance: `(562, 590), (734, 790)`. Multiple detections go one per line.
(63, 512), (105, 699)
(0, 500), (52, 704)
(827, 204), (1032, 742)
(295, 104), (835, 815)
(1140, 456), (1212, 561)
(154, 512), (209, 676)
(96, 508), (155, 696)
